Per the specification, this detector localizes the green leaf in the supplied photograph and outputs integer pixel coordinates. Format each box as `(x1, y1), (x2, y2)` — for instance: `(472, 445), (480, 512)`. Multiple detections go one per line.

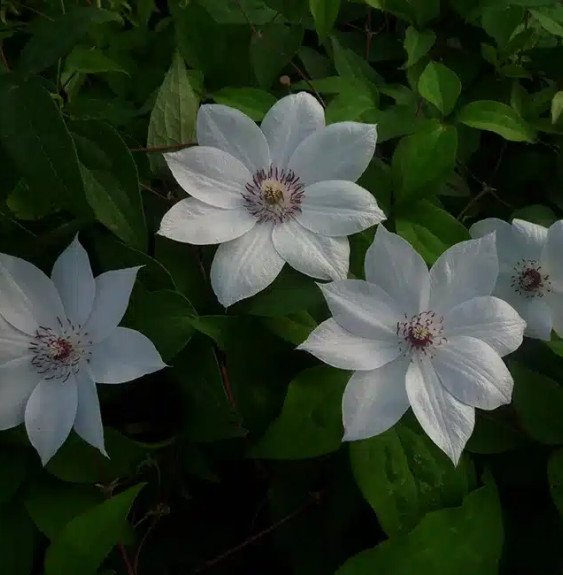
(365, 0), (439, 26)
(402, 27), (436, 68)
(250, 23), (304, 88)
(174, 337), (245, 442)
(251, 366), (349, 459)
(18, 7), (121, 74)
(212, 87), (276, 121)
(350, 424), (472, 536)
(396, 200), (470, 263)
(512, 204), (557, 227)
(6, 179), (55, 220)
(0, 446), (27, 505)
(235, 267), (325, 316)
(325, 81), (377, 123)
(147, 52), (198, 165)
(548, 448), (563, 517)
(466, 410), (527, 454)
(72, 121), (147, 251)
(457, 100), (536, 142)
(0, 76), (91, 218)
(551, 91), (563, 124)
(512, 362), (563, 444)
(392, 120), (458, 203)
(170, 1), (254, 89)
(127, 289), (196, 361)
(331, 37), (382, 84)
(0, 501), (34, 575)
(530, 7), (563, 37)
(481, 5), (525, 47)
(65, 47), (128, 75)
(25, 478), (103, 540)
(261, 311), (317, 345)
(361, 104), (420, 142)
(46, 429), (146, 484)
(90, 233), (175, 292)
(337, 482), (503, 574)
(309, 0), (340, 41)
(418, 61), (462, 115)
(44, 484), (144, 575)
(199, 0), (277, 24)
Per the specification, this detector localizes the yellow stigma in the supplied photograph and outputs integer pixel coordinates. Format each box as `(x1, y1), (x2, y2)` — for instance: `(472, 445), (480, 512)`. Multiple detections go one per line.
(262, 180), (285, 205)
(411, 325), (430, 341)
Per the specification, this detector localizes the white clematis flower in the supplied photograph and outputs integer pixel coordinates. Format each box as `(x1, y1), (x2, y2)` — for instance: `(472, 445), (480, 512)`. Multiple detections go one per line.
(470, 218), (563, 341)
(0, 237), (166, 464)
(158, 91), (385, 307)
(299, 227), (526, 464)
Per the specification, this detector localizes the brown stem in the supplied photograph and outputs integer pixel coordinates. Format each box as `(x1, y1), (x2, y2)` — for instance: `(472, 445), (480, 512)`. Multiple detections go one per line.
(130, 142), (196, 153)
(0, 45), (10, 71)
(132, 515), (160, 575)
(193, 492), (324, 574)
(140, 183), (174, 204)
(118, 542), (136, 575)
(457, 187), (490, 221)
(289, 61), (326, 108)
(365, 8), (372, 61)
(234, 0), (258, 34)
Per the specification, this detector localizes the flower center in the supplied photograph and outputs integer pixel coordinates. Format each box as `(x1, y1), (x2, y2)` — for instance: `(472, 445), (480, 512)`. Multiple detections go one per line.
(397, 311), (446, 357)
(511, 259), (551, 298)
(28, 318), (92, 382)
(243, 165), (304, 224)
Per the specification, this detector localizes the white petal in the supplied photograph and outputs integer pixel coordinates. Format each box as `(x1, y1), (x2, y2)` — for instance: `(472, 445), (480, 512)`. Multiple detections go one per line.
(288, 122), (377, 185)
(210, 224), (285, 307)
(272, 219), (349, 280)
(84, 267), (140, 343)
(0, 316), (31, 365)
(260, 92), (325, 168)
(197, 104), (270, 173)
(433, 336), (513, 410)
(319, 280), (401, 340)
(0, 253), (64, 335)
(469, 218), (514, 269)
(296, 181), (385, 237)
(544, 220), (563, 286)
(89, 327), (165, 384)
(443, 296), (525, 356)
(429, 234), (498, 315)
(549, 289), (563, 338)
(523, 298), (553, 340)
(364, 226), (429, 316)
(73, 368), (106, 455)
(158, 198), (256, 245)
(511, 219), (548, 260)
(25, 377), (78, 465)
(495, 273), (552, 340)
(0, 356), (41, 430)
(165, 146), (251, 209)
(298, 319), (401, 371)
(51, 236), (95, 327)
(406, 357), (475, 465)
(342, 358), (410, 441)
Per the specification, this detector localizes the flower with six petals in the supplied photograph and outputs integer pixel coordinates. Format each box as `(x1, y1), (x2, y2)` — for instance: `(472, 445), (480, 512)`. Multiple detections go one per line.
(471, 218), (563, 340)
(299, 226), (526, 464)
(0, 237), (165, 464)
(158, 91), (385, 307)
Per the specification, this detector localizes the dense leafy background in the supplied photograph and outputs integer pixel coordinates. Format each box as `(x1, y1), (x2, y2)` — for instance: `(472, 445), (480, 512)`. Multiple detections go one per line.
(1, 0), (563, 573)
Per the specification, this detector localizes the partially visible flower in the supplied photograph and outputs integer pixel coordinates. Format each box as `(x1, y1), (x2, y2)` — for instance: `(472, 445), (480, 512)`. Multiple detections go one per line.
(0, 237), (165, 464)
(158, 91), (385, 307)
(470, 218), (563, 340)
(299, 227), (525, 464)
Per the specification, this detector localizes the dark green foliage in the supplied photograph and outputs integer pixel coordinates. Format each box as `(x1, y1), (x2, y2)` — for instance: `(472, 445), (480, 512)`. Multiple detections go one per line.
(1, 0), (562, 574)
